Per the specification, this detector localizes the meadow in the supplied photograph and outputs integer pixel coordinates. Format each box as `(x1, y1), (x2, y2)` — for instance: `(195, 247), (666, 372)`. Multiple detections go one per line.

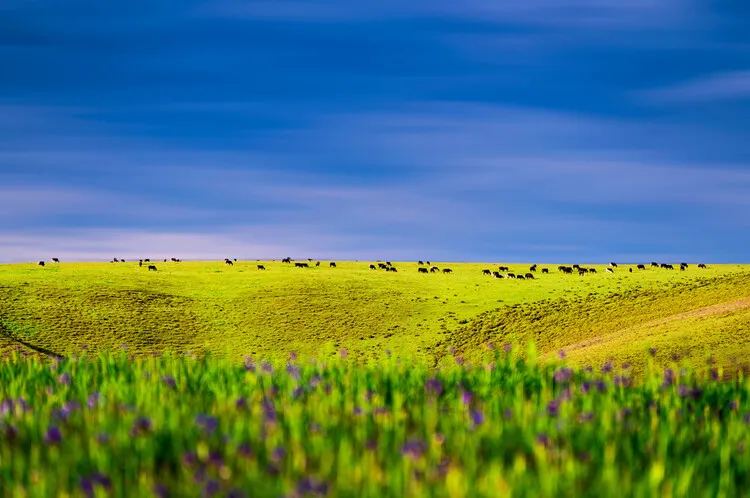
(1, 260), (749, 375)
(1, 348), (749, 497)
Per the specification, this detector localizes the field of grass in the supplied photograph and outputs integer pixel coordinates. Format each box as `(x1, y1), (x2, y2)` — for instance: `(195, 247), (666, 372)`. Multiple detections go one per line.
(1, 349), (749, 497)
(1, 260), (749, 374)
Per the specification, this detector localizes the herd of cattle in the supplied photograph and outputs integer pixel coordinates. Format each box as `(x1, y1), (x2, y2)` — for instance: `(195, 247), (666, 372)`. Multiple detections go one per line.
(35, 258), (709, 276)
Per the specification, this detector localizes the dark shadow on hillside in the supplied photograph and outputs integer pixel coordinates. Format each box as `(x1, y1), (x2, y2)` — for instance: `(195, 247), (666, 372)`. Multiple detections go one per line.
(0, 317), (64, 359)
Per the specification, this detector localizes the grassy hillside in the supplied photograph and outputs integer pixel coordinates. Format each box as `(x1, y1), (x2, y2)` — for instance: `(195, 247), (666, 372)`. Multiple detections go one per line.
(1, 261), (748, 373)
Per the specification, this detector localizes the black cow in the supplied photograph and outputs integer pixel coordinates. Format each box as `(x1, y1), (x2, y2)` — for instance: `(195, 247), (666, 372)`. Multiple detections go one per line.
(418, 267), (429, 273)
(698, 263), (707, 268)
(51, 258), (59, 263)
(378, 263), (388, 269)
(637, 264), (646, 270)
(430, 267), (438, 273)
(386, 261), (392, 266)
(295, 262), (309, 268)
(498, 266), (509, 272)
(609, 262), (618, 267)
(225, 260), (233, 265)
(506, 273), (515, 279)
(482, 269), (491, 275)
(388, 267), (398, 272)
(562, 267), (573, 274)
(529, 265), (537, 272)
(606, 268), (614, 274)
(148, 265), (157, 271)
(680, 265), (685, 271)
(442, 268), (452, 274)
(113, 258), (119, 262)
(370, 264), (377, 270)
(651, 262), (659, 267)
(139, 260), (143, 267)
(524, 273), (534, 279)
(492, 271), (502, 278)
(516, 275), (525, 280)
(315, 261), (321, 267)
(541, 268), (549, 274)
(426, 261), (431, 266)
(38, 261), (45, 266)
(573, 264), (580, 269)
(589, 268), (597, 273)
(629, 268), (633, 273)
(282, 257), (291, 263)
(121, 259), (126, 263)
(330, 262), (336, 267)
(257, 265), (266, 270)
(144, 259), (150, 262)
(418, 261), (424, 265)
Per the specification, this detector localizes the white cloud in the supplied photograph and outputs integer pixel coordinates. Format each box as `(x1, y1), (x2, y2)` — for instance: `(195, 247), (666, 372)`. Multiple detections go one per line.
(640, 70), (750, 103)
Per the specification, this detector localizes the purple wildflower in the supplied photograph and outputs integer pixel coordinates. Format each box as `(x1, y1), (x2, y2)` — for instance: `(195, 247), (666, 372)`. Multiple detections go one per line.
(470, 409), (485, 427)
(45, 425), (62, 445)
(619, 408), (632, 419)
(662, 369), (675, 387)
(3, 425), (18, 440)
(353, 407), (363, 416)
(208, 451), (223, 469)
(546, 400), (560, 417)
(601, 362), (613, 374)
(162, 376), (176, 388)
(237, 442), (253, 459)
(536, 433), (550, 447)
(580, 381), (591, 394)
(286, 363), (301, 380)
(504, 409), (513, 419)
(649, 347), (657, 357)
(261, 361), (273, 374)
(425, 378), (443, 397)
(554, 367), (573, 383)
(448, 346), (456, 355)
(297, 477), (329, 496)
(595, 380), (607, 393)
(578, 411), (594, 423)
(86, 392), (101, 410)
(95, 432), (110, 444)
(486, 342), (495, 350)
(401, 439), (427, 460)
(503, 343), (512, 353)
(558, 349), (566, 359)
(57, 373), (72, 385)
(235, 397), (247, 409)
(461, 390), (472, 406)
(195, 414), (218, 435)
(130, 416), (152, 437)
(729, 401), (739, 411)
(614, 375), (631, 388)
(710, 368), (719, 381)
(385, 349), (392, 356)
(289, 351), (297, 361)
(271, 446), (286, 461)
(339, 348), (348, 359)
(152, 484), (169, 498)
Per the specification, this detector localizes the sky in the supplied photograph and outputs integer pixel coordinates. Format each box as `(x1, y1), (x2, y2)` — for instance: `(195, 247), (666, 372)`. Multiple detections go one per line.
(1, 0), (749, 263)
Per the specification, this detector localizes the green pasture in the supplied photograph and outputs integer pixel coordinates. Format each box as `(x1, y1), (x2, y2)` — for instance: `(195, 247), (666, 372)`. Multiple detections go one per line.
(0, 260), (748, 374)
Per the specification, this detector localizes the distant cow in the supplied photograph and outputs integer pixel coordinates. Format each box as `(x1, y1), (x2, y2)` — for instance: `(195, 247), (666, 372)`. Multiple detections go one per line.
(295, 262), (309, 268)
(139, 260), (143, 267)
(113, 258), (119, 263)
(680, 265), (685, 271)
(418, 261), (424, 265)
(386, 261), (392, 266)
(482, 269), (491, 275)
(629, 268), (633, 273)
(578, 270), (586, 276)
(426, 261), (431, 266)
(498, 266), (509, 272)
(430, 266), (439, 273)
(680, 262), (688, 268)
(492, 271), (502, 278)
(282, 257), (291, 263)
(589, 268), (597, 273)
(506, 273), (515, 279)
(573, 264), (580, 269)
(651, 262), (659, 267)
(370, 264), (377, 270)
(606, 268), (614, 274)
(51, 258), (59, 263)
(148, 265), (157, 271)
(308, 258), (313, 262)
(698, 263), (707, 269)
(330, 262), (336, 267)
(257, 265), (266, 270)
(378, 263), (388, 269)
(315, 261), (320, 267)
(609, 262), (618, 267)
(442, 268), (452, 273)
(516, 275), (525, 280)
(388, 267), (398, 272)
(418, 267), (429, 273)
(541, 268), (549, 274)
(38, 261), (45, 267)
(121, 259), (126, 263)
(144, 259), (150, 262)
(637, 264), (646, 270)
(524, 273), (534, 279)
(225, 260), (233, 265)
(529, 265), (537, 272)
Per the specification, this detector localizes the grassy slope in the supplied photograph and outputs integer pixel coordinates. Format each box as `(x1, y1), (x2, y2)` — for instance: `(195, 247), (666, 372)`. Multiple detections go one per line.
(0, 261), (748, 372)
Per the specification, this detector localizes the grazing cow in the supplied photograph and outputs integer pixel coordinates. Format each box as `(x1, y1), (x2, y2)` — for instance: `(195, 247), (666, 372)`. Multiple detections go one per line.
(144, 259), (150, 262)
(389, 267), (398, 272)
(506, 273), (515, 279)
(418, 267), (429, 273)
(524, 273), (534, 279)
(482, 269), (491, 275)
(680, 265), (685, 271)
(637, 264), (646, 270)
(164, 259), (167, 262)
(315, 261), (320, 267)
(51, 258), (59, 263)
(698, 263), (707, 269)
(609, 262), (618, 267)
(430, 266), (439, 272)
(662, 264), (674, 270)
(386, 261), (392, 266)
(113, 258), (119, 263)
(308, 258), (313, 262)
(378, 263), (388, 269)
(529, 265), (537, 272)
(498, 266), (509, 272)
(573, 264), (580, 269)
(629, 268), (633, 273)
(606, 268), (614, 274)
(442, 268), (452, 274)
(426, 261), (431, 266)
(492, 271), (502, 278)
(121, 259), (126, 263)
(578, 270), (586, 276)
(418, 261), (424, 265)
(680, 262), (688, 268)
(651, 262), (659, 267)
(330, 262), (336, 267)
(370, 264), (377, 270)
(541, 268), (549, 274)
(579, 268), (589, 273)
(225, 260), (233, 266)
(589, 268), (597, 273)
(516, 275), (525, 280)
(295, 262), (307, 268)
(148, 265), (157, 271)
(38, 261), (45, 267)
(139, 260), (143, 267)
(282, 257), (291, 263)
(257, 265), (266, 270)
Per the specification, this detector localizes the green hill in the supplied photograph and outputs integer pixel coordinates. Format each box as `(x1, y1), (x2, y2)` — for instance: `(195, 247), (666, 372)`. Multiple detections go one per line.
(1, 261), (748, 374)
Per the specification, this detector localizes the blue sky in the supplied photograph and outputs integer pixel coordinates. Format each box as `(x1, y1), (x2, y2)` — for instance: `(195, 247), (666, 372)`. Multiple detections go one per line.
(1, 0), (749, 263)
